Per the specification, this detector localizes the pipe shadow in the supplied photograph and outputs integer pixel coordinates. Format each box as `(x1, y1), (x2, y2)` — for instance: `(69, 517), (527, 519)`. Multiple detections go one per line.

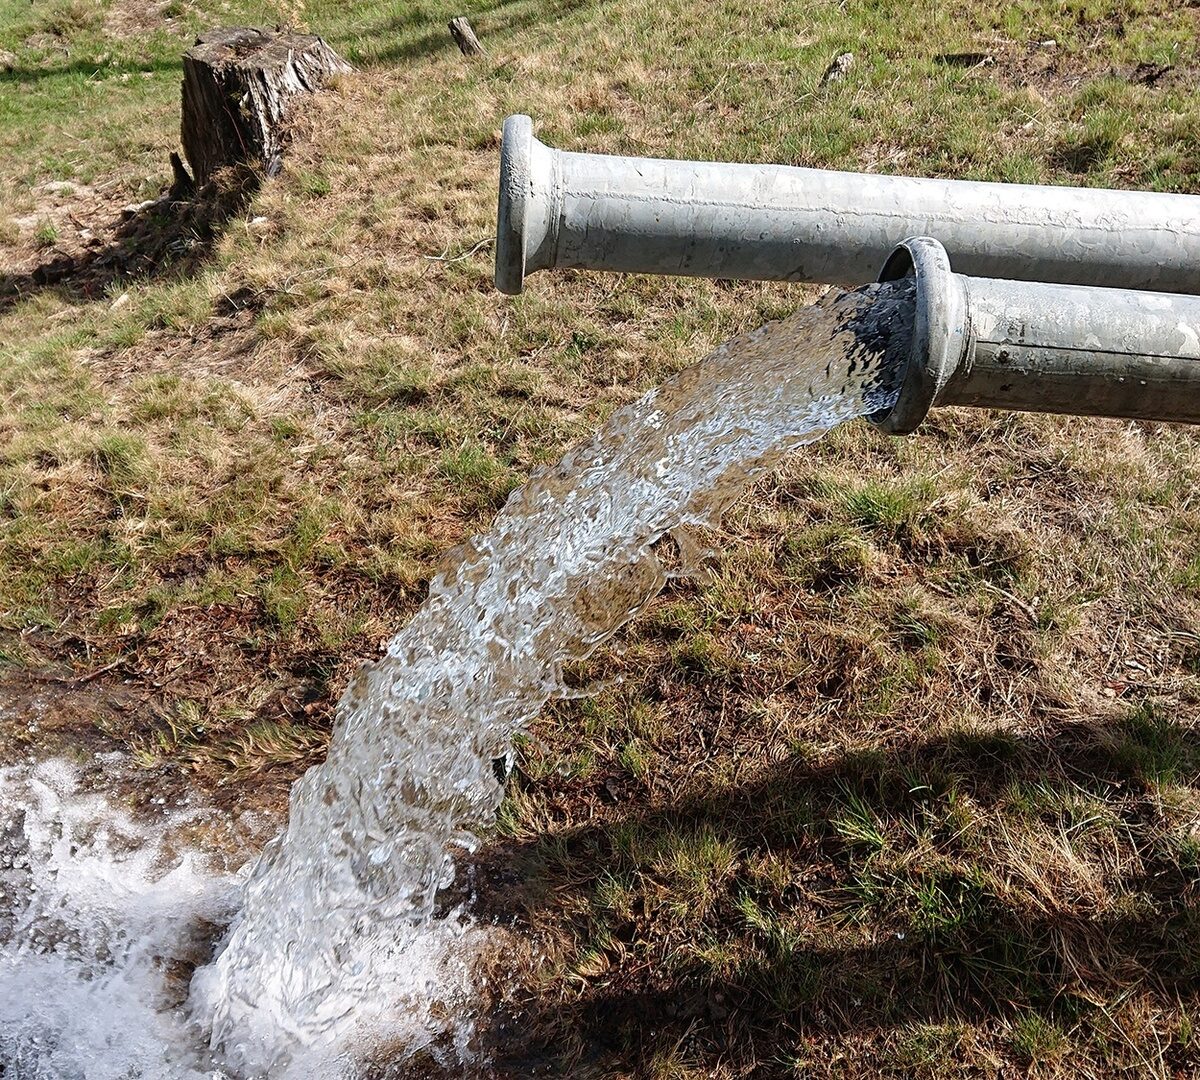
(477, 713), (1200, 1075)
(0, 169), (258, 314)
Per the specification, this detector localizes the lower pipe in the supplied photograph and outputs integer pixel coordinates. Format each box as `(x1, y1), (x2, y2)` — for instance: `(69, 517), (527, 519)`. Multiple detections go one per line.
(870, 237), (1200, 434)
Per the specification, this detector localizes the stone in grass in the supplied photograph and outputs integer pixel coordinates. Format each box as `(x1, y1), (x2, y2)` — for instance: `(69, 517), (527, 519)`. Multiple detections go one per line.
(819, 51), (855, 88)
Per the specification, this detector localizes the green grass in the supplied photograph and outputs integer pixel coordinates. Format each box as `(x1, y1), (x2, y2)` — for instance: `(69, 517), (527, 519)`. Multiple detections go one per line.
(2, 0), (1200, 1076)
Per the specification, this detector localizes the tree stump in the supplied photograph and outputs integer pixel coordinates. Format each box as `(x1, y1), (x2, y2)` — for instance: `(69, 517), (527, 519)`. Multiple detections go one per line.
(180, 27), (350, 187)
(448, 17), (485, 56)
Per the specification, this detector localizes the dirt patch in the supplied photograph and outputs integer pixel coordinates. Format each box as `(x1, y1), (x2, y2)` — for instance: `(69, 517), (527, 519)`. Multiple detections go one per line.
(0, 650), (151, 764)
(4, 180), (120, 268)
(952, 39), (1198, 100)
(1, 170), (259, 313)
(971, 41), (1095, 96)
(82, 310), (261, 383)
(0, 620), (319, 816)
(103, 0), (190, 38)
(11, 585), (381, 789)
(138, 600), (342, 723)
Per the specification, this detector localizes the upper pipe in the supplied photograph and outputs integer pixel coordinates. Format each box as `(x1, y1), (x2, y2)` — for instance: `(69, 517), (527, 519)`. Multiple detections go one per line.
(496, 114), (1200, 296)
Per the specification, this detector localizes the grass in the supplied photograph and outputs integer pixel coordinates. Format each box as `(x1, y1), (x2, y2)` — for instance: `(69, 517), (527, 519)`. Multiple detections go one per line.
(2, 0), (1199, 1076)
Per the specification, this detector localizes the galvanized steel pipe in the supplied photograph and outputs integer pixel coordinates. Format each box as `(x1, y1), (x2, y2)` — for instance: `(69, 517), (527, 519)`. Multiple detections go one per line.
(496, 114), (1200, 295)
(872, 237), (1200, 433)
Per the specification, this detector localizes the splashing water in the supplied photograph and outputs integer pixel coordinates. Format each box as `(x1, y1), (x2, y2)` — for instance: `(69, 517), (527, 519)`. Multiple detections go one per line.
(0, 282), (914, 1079)
(0, 758), (252, 1080)
(190, 279), (916, 1074)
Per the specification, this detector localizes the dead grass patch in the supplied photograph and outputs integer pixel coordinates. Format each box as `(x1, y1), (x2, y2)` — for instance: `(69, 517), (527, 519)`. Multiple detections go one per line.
(102, 0), (190, 38)
(0, 168), (259, 312)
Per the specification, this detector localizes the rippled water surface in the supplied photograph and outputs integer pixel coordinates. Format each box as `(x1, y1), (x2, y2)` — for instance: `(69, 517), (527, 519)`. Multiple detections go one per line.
(1, 280), (914, 1078)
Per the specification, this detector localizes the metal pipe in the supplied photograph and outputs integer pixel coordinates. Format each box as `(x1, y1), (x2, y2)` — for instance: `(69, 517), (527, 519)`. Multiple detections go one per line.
(496, 114), (1200, 296)
(872, 237), (1200, 433)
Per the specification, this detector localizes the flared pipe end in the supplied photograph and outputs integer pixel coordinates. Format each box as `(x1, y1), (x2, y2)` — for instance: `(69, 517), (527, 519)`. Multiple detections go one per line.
(496, 115), (533, 294)
(496, 115), (558, 295)
(870, 237), (969, 435)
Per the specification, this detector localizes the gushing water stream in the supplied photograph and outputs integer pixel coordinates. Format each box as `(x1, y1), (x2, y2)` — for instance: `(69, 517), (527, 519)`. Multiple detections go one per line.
(1, 280), (914, 1078)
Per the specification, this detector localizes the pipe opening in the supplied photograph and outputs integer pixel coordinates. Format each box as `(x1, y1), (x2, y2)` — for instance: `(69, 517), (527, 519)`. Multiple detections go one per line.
(869, 237), (968, 435)
(829, 278), (919, 424)
(496, 114), (534, 295)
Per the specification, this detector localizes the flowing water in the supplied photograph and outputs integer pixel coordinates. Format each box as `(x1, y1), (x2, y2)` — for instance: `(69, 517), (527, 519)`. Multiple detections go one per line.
(0, 757), (260, 1079)
(0, 279), (915, 1078)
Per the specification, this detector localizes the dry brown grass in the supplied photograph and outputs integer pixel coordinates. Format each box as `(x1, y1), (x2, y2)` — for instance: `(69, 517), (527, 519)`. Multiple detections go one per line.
(1, 0), (1199, 1074)
(478, 412), (1199, 1076)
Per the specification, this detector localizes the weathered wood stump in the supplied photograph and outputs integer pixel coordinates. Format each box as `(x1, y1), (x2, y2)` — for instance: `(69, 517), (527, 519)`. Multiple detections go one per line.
(180, 27), (350, 186)
(448, 16), (485, 56)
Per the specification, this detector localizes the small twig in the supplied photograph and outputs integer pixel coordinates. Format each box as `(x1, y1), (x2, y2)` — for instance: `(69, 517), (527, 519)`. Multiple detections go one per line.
(690, 70), (729, 111)
(26, 658), (125, 688)
(73, 658), (125, 685)
(1103, 613), (1127, 674)
(273, 253), (368, 296)
(423, 236), (495, 263)
(979, 579), (1040, 623)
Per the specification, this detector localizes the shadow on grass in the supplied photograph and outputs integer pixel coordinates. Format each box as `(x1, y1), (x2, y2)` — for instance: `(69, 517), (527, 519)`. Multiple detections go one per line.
(0, 169), (257, 314)
(341, 0), (606, 67)
(0, 56), (182, 85)
(479, 712), (1200, 1075)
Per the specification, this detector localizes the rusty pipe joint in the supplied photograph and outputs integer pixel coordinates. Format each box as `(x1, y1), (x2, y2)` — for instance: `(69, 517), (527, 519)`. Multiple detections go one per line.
(872, 237), (1200, 433)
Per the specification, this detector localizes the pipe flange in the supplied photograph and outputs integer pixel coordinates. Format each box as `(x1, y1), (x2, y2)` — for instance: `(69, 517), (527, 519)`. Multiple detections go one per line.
(496, 115), (534, 295)
(496, 115), (559, 295)
(870, 236), (968, 434)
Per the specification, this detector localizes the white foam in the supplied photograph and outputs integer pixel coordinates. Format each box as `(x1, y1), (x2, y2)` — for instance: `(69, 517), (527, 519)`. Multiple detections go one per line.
(0, 759), (241, 1079)
(0, 758), (493, 1079)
